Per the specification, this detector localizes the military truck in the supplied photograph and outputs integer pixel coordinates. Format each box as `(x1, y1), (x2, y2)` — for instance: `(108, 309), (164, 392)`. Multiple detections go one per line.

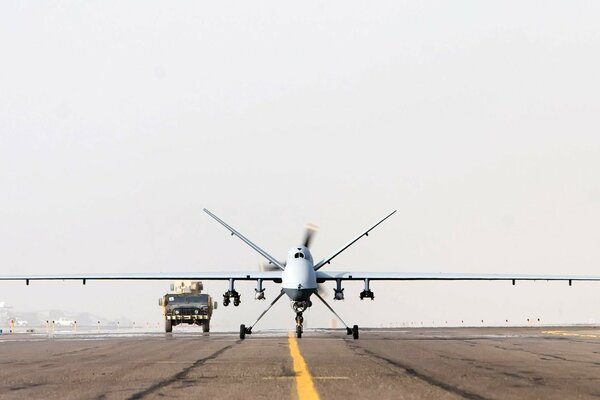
(159, 281), (217, 333)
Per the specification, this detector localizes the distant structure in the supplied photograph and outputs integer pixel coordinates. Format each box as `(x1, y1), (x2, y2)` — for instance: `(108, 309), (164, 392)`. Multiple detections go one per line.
(0, 301), (12, 325)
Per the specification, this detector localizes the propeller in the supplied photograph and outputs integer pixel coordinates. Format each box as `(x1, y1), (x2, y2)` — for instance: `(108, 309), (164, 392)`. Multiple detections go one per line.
(301, 223), (328, 295)
(303, 223), (319, 248)
(258, 224), (320, 274)
(259, 260), (281, 272)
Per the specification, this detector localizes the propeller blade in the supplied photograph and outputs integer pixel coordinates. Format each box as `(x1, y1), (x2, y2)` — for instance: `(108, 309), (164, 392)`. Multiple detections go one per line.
(259, 260), (285, 272)
(317, 283), (327, 296)
(303, 223), (319, 248)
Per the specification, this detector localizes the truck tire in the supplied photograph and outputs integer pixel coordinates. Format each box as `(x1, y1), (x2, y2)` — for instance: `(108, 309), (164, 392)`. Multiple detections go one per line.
(240, 324), (246, 340)
(202, 321), (210, 333)
(165, 319), (172, 333)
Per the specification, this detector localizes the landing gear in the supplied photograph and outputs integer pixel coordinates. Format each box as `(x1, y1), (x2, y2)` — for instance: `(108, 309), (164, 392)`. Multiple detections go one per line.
(314, 292), (360, 340)
(239, 290), (286, 340)
(239, 323), (252, 340)
(291, 300), (310, 313)
(352, 325), (359, 340)
(295, 312), (304, 339)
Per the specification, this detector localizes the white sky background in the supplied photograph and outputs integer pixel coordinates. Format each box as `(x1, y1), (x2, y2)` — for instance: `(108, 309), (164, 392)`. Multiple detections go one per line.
(1, 1), (600, 330)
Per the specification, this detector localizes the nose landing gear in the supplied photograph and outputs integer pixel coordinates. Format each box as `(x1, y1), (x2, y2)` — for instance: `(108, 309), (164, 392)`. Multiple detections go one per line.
(295, 312), (304, 338)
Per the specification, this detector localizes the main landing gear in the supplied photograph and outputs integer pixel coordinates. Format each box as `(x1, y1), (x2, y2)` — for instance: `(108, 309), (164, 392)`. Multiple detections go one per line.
(314, 291), (360, 340)
(239, 290), (286, 340)
(237, 290), (360, 341)
(240, 324), (251, 339)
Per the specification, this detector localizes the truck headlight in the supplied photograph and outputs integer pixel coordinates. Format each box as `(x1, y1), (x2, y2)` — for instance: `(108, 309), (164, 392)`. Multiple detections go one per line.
(175, 310), (180, 315)
(195, 310), (199, 314)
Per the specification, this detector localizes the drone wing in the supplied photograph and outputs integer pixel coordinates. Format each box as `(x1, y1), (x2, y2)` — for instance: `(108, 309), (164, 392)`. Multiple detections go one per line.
(313, 210), (396, 271)
(316, 271), (600, 283)
(0, 271), (282, 284)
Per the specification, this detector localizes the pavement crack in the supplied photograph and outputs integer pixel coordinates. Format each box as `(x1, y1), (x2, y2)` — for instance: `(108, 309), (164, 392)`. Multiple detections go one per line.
(346, 342), (492, 400)
(127, 341), (239, 400)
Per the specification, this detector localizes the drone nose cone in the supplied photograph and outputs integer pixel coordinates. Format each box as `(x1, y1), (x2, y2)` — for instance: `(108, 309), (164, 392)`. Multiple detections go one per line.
(282, 258), (317, 292)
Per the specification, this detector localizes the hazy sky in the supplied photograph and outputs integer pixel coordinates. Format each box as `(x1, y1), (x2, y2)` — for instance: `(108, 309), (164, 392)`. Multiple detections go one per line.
(1, 1), (600, 330)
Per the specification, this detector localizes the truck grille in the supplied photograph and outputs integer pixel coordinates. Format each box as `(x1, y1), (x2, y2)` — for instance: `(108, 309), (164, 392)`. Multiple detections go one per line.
(170, 307), (207, 316)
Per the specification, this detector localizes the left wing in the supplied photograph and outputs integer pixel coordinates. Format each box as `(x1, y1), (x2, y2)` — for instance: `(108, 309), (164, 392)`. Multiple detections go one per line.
(203, 208), (285, 271)
(316, 271), (600, 283)
(0, 271), (282, 284)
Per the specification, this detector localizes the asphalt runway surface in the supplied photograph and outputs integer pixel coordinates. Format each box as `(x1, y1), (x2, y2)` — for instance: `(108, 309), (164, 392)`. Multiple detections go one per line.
(1, 327), (600, 399)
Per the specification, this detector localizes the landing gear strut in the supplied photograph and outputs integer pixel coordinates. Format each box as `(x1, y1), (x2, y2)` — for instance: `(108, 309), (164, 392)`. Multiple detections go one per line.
(239, 290), (286, 340)
(314, 291), (360, 340)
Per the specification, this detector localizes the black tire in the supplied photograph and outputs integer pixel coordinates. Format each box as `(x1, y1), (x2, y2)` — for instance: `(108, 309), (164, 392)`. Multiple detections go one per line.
(240, 324), (246, 340)
(352, 325), (359, 340)
(296, 325), (302, 338)
(203, 321), (210, 333)
(165, 319), (173, 333)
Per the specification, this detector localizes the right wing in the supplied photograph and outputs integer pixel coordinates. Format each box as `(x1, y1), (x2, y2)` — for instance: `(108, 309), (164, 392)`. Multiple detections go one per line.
(313, 210), (397, 271)
(316, 271), (600, 282)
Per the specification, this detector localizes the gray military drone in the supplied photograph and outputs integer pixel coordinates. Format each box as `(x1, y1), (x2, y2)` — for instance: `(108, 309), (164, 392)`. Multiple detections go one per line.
(3, 209), (600, 340)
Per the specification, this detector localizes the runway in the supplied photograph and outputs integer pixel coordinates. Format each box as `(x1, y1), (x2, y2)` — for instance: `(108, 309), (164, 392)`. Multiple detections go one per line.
(1, 327), (600, 399)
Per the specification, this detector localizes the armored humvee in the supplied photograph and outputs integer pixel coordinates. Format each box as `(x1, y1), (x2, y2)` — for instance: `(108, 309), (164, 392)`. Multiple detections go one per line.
(159, 281), (216, 333)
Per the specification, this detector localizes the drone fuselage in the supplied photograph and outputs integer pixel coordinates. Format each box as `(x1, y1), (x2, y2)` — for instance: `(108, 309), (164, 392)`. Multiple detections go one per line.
(282, 246), (317, 301)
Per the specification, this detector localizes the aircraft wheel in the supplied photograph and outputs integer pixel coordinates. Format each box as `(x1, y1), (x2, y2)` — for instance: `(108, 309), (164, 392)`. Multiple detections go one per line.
(352, 325), (359, 340)
(240, 324), (246, 340)
(165, 319), (172, 333)
(296, 325), (302, 339)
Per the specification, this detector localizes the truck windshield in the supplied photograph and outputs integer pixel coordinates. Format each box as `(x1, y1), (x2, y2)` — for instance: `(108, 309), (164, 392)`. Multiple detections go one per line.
(168, 295), (209, 304)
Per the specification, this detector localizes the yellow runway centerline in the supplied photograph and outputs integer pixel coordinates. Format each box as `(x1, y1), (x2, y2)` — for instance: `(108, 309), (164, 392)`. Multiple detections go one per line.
(288, 332), (321, 400)
(543, 330), (600, 338)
